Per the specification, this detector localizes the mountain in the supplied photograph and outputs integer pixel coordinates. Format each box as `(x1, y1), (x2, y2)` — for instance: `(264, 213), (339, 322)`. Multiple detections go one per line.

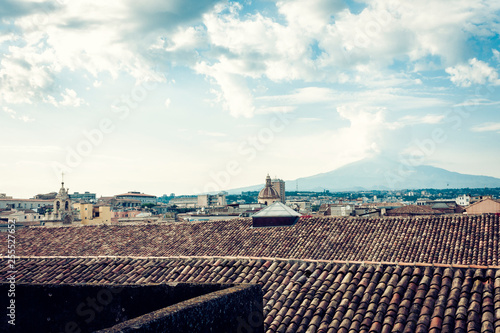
(228, 156), (500, 193)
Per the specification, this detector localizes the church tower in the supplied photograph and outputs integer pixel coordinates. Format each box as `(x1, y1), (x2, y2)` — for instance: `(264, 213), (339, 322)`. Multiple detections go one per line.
(48, 178), (74, 224)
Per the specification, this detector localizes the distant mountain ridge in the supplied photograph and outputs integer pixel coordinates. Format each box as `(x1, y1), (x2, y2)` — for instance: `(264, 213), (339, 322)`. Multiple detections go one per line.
(228, 156), (500, 193)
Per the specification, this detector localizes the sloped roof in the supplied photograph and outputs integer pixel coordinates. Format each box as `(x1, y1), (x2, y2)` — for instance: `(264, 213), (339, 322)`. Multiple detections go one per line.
(252, 201), (301, 217)
(431, 202), (451, 209)
(3, 215), (499, 266)
(466, 198), (500, 210)
(387, 205), (438, 215)
(1, 256), (497, 333)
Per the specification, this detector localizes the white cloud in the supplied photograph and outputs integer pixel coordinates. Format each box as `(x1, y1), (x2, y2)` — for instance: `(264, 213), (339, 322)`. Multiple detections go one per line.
(472, 122), (500, 133)
(3, 106), (35, 122)
(165, 26), (207, 52)
(446, 58), (500, 87)
(493, 49), (500, 62)
(397, 114), (445, 126)
(59, 89), (85, 107)
(3, 0), (495, 116)
(296, 117), (321, 122)
(184, 0), (499, 117)
(196, 60), (256, 117)
(0, 0), (207, 106)
(164, 98), (171, 108)
(255, 106), (296, 115)
(453, 99), (500, 107)
(335, 104), (390, 154)
(197, 130), (227, 137)
(259, 86), (449, 112)
(3, 107), (16, 119)
(19, 115), (35, 122)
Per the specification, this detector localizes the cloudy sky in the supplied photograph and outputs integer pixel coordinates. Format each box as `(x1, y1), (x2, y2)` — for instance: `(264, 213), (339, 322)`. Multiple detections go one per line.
(1, 0), (500, 198)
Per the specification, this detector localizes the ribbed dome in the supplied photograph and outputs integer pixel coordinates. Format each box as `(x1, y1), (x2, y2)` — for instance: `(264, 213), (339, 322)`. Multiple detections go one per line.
(258, 174), (280, 200)
(258, 186), (280, 199)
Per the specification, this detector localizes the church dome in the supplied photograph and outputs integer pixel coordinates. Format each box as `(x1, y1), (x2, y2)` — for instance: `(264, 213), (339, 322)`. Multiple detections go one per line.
(258, 186), (280, 199)
(258, 174), (280, 200)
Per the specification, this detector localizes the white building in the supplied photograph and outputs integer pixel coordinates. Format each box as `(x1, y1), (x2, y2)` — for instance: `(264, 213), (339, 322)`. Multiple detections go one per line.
(169, 193), (227, 208)
(115, 192), (157, 205)
(0, 198), (52, 211)
(286, 200), (311, 214)
(328, 204), (354, 217)
(1, 209), (44, 222)
(456, 194), (471, 206)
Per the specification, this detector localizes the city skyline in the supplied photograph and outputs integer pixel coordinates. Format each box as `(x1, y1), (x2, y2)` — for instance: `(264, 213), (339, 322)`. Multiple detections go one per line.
(2, 0), (500, 198)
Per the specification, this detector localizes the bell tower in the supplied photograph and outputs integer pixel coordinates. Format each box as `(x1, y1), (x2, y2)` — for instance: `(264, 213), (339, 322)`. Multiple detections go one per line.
(49, 173), (74, 224)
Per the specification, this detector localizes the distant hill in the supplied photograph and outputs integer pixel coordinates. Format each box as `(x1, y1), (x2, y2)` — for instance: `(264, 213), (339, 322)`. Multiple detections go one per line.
(228, 156), (500, 193)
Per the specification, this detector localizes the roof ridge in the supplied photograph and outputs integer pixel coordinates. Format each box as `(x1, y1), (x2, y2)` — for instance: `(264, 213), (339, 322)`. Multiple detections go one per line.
(9, 255), (500, 269)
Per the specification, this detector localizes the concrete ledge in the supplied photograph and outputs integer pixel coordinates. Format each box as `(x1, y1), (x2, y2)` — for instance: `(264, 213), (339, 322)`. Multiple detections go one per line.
(0, 282), (263, 333)
(98, 284), (263, 333)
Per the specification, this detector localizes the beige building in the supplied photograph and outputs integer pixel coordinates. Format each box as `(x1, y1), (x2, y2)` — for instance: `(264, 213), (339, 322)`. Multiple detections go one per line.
(271, 178), (286, 204)
(197, 193), (227, 207)
(258, 175), (281, 206)
(465, 198), (500, 215)
(73, 203), (112, 225)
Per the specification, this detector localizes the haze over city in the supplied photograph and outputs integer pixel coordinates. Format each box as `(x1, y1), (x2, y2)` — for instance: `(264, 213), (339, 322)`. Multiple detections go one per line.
(1, 0), (500, 198)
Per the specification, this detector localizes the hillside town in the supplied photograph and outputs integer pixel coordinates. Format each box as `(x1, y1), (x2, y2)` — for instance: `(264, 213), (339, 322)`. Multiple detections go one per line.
(1, 175), (499, 231)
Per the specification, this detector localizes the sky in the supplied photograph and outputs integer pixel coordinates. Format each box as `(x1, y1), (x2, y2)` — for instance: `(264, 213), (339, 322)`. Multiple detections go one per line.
(1, 0), (500, 198)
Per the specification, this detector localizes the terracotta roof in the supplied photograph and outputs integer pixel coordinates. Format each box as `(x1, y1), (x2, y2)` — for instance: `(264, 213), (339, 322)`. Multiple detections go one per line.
(466, 198), (500, 209)
(3, 215), (499, 266)
(387, 205), (439, 215)
(1, 256), (498, 333)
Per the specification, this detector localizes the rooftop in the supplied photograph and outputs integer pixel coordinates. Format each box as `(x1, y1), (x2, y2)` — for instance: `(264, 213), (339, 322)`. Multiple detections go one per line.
(2, 256), (498, 333)
(115, 192), (157, 198)
(3, 214), (499, 332)
(386, 205), (439, 215)
(4, 215), (499, 266)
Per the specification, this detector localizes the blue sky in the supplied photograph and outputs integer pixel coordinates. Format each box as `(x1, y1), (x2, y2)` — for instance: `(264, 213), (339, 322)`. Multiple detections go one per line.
(1, 0), (500, 198)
